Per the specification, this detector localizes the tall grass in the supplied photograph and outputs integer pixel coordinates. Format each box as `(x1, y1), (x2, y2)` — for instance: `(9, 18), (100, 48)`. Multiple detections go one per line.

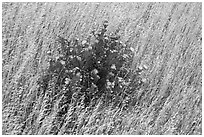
(2, 2), (202, 135)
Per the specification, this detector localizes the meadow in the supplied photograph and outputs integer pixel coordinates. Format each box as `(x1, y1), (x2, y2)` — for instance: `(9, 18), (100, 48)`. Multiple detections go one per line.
(2, 2), (202, 135)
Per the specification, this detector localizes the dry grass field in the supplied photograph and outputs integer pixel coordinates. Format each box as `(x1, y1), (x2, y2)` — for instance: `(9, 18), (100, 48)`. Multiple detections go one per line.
(2, 2), (202, 135)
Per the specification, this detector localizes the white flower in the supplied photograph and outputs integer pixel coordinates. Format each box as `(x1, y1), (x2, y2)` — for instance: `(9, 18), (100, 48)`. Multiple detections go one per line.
(60, 60), (65, 65)
(92, 69), (98, 74)
(111, 64), (116, 70)
(76, 72), (81, 77)
(73, 67), (80, 72)
(82, 40), (87, 45)
(110, 50), (117, 53)
(118, 77), (123, 82)
(122, 54), (129, 58)
(69, 55), (74, 59)
(65, 78), (71, 84)
(143, 64), (148, 70)
(122, 81), (130, 86)
(76, 56), (82, 61)
(47, 51), (51, 55)
(109, 72), (114, 76)
(122, 43), (126, 47)
(107, 81), (112, 87)
(96, 118), (100, 123)
(142, 78), (147, 83)
(84, 46), (92, 51)
(88, 46), (92, 50)
(138, 66), (143, 70)
(55, 56), (59, 60)
(91, 83), (97, 89)
(107, 80), (115, 88)
(76, 72), (82, 81)
(130, 47), (134, 52)
(70, 48), (73, 52)
(107, 80), (111, 86)
(65, 70), (69, 73)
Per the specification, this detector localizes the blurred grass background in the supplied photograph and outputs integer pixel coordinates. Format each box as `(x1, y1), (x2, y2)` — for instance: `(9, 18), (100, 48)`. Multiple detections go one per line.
(2, 2), (202, 135)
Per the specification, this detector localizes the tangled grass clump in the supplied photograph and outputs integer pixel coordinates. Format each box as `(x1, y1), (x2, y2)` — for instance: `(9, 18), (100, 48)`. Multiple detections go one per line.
(38, 21), (146, 110)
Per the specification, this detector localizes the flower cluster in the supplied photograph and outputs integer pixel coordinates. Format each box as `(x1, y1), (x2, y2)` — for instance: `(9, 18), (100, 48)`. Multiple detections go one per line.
(39, 21), (146, 107)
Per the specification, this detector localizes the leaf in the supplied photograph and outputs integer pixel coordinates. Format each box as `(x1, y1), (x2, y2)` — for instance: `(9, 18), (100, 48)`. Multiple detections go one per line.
(82, 50), (92, 59)
(71, 57), (80, 67)
(107, 52), (118, 61)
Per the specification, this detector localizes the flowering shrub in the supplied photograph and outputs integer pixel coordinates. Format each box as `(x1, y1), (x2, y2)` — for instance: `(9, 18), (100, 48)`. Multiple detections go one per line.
(38, 21), (146, 108)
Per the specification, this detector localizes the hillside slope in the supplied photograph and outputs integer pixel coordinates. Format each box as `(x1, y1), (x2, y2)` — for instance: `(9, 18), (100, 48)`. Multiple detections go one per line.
(2, 2), (202, 135)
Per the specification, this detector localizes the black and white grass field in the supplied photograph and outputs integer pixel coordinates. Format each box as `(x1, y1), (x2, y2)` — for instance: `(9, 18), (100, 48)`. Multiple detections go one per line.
(2, 2), (202, 135)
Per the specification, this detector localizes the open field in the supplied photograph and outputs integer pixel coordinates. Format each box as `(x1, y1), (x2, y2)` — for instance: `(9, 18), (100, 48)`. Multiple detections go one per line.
(2, 2), (202, 135)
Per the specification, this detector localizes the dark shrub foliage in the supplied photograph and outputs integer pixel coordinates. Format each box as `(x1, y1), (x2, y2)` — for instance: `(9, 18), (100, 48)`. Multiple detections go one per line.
(38, 21), (145, 108)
